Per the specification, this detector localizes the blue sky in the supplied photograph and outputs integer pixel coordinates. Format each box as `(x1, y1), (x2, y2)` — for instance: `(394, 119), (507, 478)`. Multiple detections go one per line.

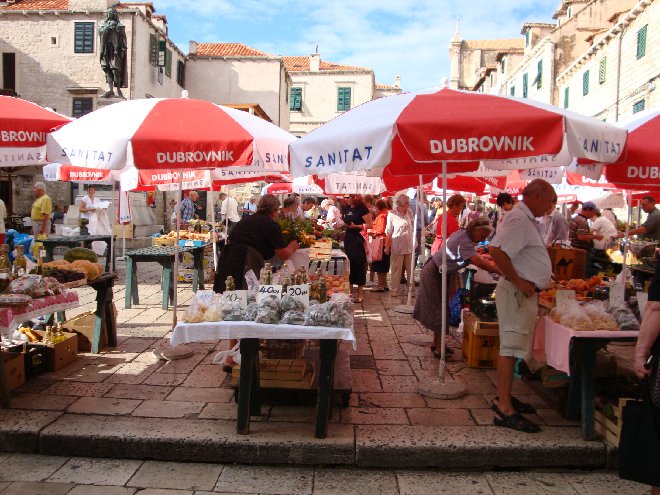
(156, 0), (559, 92)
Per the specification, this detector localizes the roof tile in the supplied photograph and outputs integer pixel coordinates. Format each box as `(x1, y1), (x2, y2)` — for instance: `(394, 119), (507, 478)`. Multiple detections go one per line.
(282, 56), (369, 72)
(195, 43), (271, 57)
(464, 39), (524, 50)
(0, 0), (68, 9)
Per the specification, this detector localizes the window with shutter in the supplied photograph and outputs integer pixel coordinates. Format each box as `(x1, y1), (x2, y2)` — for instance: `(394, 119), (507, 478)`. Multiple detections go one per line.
(501, 57), (505, 74)
(564, 87), (569, 108)
(535, 59), (542, 89)
(337, 87), (351, 112)
(583, 70), (589, 95)
(165, 49), (172, 77)
(633, 99), (646, 113)
(599, 57), (606, 84)
(510, 85), (515, 96)
(72, 97), (93, 118)
(149, 34), (158, 66)
(637, 25), (647, 59)
(290, 87), (302, 111)
(74, 22), (94, 54)
(522, 73), (528, 98)
(176, 60), (185, 87)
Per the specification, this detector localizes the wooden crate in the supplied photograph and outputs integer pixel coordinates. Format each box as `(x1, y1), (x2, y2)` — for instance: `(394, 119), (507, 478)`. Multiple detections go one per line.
(462, 311), (499, 369)
(231, 358), (315, 389)
(260, 339), (306, 360)
(547, 247), (587, 281)
(1, 351), (25, 392)
(112, 224), (133, 239)
(310, 239), (333, 260)
(594, 398), (634, 447)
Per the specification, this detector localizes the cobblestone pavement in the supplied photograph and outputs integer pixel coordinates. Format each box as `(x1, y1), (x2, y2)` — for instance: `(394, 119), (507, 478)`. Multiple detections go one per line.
(0, 453), (648, 494)
(0, 259), (637, 469)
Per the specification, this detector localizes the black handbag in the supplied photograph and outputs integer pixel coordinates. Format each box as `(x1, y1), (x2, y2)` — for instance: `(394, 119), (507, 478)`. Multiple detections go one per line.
(618, 381), (660, 486)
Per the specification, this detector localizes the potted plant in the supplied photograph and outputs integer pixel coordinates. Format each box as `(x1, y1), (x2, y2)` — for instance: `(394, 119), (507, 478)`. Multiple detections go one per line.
(79, 217), (89, 235)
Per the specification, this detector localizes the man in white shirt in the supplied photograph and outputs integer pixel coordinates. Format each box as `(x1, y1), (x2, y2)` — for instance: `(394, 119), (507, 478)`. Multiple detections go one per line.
(219, 192), (241, 234)
(242, 197), (257, 217)
(541, 195), (569, 246)
(489, 179), (555, 434)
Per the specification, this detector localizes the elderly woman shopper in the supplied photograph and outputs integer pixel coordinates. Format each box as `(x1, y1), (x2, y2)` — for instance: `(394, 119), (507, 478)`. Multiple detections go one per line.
(385, 194), (414, 297)
(369, 199), (390, 291)
(414, 218), (501, 357)
(430, 194), (466, 255)
(342, 194), (373, 303)
(320, 198), (344, 229)
(214, 195), (300, 371)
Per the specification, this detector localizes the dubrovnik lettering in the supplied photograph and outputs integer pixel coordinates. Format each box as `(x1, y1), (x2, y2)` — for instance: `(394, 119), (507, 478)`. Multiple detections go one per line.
(150, 170), (202, 183)
(68, 170), (108, 180)
(304, 146), (373, 168)
(0, 130), (46, 144)
(61, 147), (113, 162)
(627, 166), (659, 179)
(156, 150), (234, 164)
(430, 136), (534, 154)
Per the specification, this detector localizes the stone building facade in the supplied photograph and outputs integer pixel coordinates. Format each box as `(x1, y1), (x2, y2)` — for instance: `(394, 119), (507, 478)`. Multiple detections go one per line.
(449, 0), (657, 124)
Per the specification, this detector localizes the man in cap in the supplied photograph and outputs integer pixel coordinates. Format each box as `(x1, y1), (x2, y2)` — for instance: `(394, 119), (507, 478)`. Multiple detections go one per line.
(569, 201), (602, 276)
(624, 195), (660, 242)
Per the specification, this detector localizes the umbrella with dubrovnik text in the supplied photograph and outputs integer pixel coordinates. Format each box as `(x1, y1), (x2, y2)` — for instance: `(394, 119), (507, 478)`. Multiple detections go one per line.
(46, 98), (294, 171)
(0, 96), (71, 167)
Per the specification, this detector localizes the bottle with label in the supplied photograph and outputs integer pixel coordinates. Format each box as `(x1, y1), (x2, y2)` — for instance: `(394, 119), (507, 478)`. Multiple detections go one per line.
(0, 244), (11, 290)
(318, 277), (328, 303)
(12, 245), (27, 278)
(225, 275), (235, 292)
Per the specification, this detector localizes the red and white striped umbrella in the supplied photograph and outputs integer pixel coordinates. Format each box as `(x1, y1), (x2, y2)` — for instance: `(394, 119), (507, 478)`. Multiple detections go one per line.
(290, 88), (628, 178)
(0, 96), (71, 167)
(603, 108), (660, 190)
(47, 98), (294, 171)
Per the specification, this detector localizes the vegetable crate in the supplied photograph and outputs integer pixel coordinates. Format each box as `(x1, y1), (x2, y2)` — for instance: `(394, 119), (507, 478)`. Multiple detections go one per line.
(231, 358), (314, 389)
(309, 239), (333, 260)
(260, 339), (306, 360)
(1, 351), (25, 392)
(594, 398), (634, 447)
(462, 310), (499, 369)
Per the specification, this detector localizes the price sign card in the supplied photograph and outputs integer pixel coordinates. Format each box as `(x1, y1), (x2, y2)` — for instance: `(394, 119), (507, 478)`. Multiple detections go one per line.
(609, 280), (625, 308)
(257, 285), (282, 302)
(286, 284), (310, 308)
(222, 290), (248, 308)
(556, 290), (576, 312)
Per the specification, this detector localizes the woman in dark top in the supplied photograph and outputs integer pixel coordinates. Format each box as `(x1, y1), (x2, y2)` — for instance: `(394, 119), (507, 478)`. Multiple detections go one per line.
(342, 194), (373, 303)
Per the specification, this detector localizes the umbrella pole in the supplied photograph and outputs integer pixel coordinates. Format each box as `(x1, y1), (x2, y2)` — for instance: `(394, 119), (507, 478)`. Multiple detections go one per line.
(110, 180), (115, 272)
(212, 188), (218, 271)
(394, 177), (421, 314)
(172, 170), (183, 329)
(418, 161), (466, 399)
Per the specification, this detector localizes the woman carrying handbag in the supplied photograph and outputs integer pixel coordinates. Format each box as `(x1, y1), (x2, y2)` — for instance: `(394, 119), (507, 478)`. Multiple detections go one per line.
(619, 252), (660, 494)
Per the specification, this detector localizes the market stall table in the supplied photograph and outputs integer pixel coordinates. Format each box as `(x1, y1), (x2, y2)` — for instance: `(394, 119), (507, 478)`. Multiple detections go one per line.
(171, 321), (355, 438)
(535, 316), (639, 440)
(42, 235), (113, 272)
(124, 244), (209, 310)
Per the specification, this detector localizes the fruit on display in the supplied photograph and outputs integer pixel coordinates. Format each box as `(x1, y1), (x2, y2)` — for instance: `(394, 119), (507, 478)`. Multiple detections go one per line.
(63, 247), (98, 264)
(43, 267), (86, 283)
(43, 259), (103, 281)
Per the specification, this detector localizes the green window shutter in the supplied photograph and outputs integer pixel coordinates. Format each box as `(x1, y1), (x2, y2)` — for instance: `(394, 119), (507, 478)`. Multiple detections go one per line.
(599, 57), (607, 84)
(74, 22), (94, 54)
(633, 99), (646, 113)
(637, 25), (647, 59)
(501, 58), (505, 74)
(564, 87), (569, 108)
(165, 49), (172, 77)
(149, 34), (158, 66)
(290, 87), (302, 111)
(72, 97), (93, 118)
(536, 59), (543, 89)
(525, 30), (530, 47)
(522, 73), (528, 98)
(337, 87), (351, 112)
(583, 70), (589, 95)
(176, 60), (185, 87)
(510, 85), (515, 96)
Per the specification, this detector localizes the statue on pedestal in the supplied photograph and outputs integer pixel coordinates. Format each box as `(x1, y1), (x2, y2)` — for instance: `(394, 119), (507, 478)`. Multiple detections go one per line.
(99, 7), (127, 99)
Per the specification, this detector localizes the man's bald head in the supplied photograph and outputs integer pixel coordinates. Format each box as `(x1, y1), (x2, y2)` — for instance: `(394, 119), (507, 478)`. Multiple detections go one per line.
(522, 179), (555, 217)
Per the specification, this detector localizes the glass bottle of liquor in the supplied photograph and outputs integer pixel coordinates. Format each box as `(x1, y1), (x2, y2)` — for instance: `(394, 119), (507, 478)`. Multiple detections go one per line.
(0, 244), (11, 291)
(12, 245), (27, 278)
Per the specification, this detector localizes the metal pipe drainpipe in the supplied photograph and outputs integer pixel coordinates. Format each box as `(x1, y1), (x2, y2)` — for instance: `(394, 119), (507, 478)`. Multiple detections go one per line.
(130, 11), (136, 100)
(615, 25), (626, 122)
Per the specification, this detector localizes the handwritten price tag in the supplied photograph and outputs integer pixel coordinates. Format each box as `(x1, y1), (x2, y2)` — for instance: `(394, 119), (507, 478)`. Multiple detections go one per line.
(257, 285), (282, 303)
(222, 290), (248, 308)
(556, 290), (576, 313)
(286, 284), (310, 308)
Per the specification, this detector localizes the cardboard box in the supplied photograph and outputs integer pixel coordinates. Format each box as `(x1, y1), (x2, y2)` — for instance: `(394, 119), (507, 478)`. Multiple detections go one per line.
(113, 224), (134, 239)
(547, 247), (587, 281)
(32, 330), (79, 371)
(62, 311), (108, 352)
(2, 351), (26, 391)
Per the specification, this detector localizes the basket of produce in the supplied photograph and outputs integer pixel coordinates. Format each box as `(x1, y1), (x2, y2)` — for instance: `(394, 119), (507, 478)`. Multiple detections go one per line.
(153, 236), (175, 246)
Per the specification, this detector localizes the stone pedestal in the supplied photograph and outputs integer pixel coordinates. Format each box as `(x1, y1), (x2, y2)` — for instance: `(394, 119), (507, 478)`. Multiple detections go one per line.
(97, 95), (126, 109)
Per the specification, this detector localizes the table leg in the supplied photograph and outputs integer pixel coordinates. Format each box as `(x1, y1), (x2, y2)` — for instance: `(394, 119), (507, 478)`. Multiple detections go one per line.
(0, 355), (10, 408)
(237, 338), (260, 434)
(580, 341), (597, 440)
(192, 250), (204, 292)
(45, 244), (55, 263)
(131, 260), (139, 306)
(92, 279), (115, 353)
(315, 339), (338, 438)
(125, 257), (134, 309)
(162, 263), (172, 310)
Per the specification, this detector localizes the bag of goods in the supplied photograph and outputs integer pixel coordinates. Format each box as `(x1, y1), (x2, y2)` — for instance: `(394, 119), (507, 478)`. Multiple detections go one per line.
(280, 310), (306, 325)
(183, 299), (207, 323)
(221, 301), (245, 321)
(583, 302), (618, 331)
(557, 305), (593, 331)
(608, 307), (640, 331)
(203, 303), (224, 322)
(244, 302), (259, 321)
(304, 300), (352, 328)
(280, 294), (304, 313)
(7, 275), (63, 297)
(63, 247), (99, 264)
(329, 292), (351, 311)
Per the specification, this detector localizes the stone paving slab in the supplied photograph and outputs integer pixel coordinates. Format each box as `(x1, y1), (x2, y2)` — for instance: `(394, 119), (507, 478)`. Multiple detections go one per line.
(0, 260), (637, 470)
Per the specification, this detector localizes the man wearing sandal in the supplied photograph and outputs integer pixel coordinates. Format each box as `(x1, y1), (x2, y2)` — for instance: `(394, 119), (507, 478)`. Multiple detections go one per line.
(489, 179), (555, 433)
